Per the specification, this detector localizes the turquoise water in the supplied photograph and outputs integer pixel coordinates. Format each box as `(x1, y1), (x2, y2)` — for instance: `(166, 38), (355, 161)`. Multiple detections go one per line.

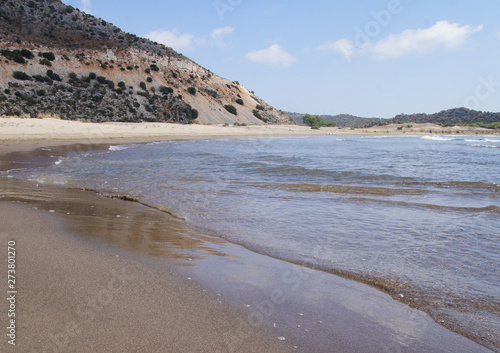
(6, 135), (500, 346)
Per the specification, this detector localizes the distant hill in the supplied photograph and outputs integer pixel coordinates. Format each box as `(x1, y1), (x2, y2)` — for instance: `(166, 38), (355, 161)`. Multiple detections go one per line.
(391, 108), (500, 128)
(288, 112), (381, 128)
(289, 108), (500, 129)
(0, 0), (291, 124)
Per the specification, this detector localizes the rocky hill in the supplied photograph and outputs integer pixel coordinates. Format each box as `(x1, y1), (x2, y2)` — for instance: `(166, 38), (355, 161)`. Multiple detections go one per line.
(0, 0), (292, 125)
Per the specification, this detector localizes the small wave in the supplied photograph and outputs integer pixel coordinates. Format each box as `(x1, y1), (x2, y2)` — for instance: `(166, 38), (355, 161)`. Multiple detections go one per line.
(427, 181), (500, 192)
(69, 187), (186, 220)
(345, 197), (500, 214)
(54, 157), (64, 165)
(421, 135), (454, 141)
(466, 144), (500, 149)
(257, 183), (429, 196)
(465, 138), (500, 143)
(109, 145), (133, 152)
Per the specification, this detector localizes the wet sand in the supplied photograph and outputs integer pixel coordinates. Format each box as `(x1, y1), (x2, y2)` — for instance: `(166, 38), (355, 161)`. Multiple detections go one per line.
(0, 201), (292, 352)
(0, 175), (494, 352)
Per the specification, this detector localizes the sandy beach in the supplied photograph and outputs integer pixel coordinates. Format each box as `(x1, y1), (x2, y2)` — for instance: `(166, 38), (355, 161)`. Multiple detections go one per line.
(0, 117), (497, 352)
(0, 116), (328, 153)
(0, 202), (292, 352)
(1, 116), (497, 154)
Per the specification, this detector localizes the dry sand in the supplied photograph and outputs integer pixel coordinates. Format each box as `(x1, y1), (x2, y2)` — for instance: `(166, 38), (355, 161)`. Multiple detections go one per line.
(2, 116), (497, 154)
(0, 116), (326, 153)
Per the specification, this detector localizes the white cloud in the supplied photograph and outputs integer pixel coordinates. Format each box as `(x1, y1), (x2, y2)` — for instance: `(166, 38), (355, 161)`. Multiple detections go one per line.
(322, 21), (483, 60)
(81, 0), (92, 13)
(146, 29), (195, 51)
(210, 26), (234, 47)
(319, 39), (355, 60)
(245, 44), (297, 67)
(146, 27), (234, 51)
(369, 21), (483, 59)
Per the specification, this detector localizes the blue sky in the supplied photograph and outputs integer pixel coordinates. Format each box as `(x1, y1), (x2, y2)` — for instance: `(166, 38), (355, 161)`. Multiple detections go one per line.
(62, 0), (500, 118)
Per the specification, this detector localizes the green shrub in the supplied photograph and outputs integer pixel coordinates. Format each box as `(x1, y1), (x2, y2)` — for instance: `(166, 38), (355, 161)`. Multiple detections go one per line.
(97, 76), (108, 84)
(191, 108), (199, 120)
(36, 89), (46, 96)
(39, 58), (52, 66)
(187, 86), (196, 95)
(21, 49), (34, 59)
(145, 68), (151, 74)
(1, 49), (23, 62)
(89, 72), (97, 80)
(235, 98), (244, 105)
(118, 81), (126, 88)
(255, 104), (264, 111)
(139, 81), (147, 90)
(32, 74), (45, 82)
(224, 104), (237, 115)
(13, 71), (31, 80)
(252, 109), (267, 122)
(147, 77), (153, 83)
(13, 56), (26, 64)
(150, 64), (159, 72)
(160, 86), (174, 94)
(41, 52), (55, 61)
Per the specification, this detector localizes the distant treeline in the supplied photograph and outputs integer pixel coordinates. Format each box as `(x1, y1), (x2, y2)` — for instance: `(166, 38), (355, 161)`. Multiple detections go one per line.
(288, 108), (500, 129)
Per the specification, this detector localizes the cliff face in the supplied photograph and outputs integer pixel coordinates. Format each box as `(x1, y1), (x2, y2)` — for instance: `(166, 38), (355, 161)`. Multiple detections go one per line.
(0, 0), (291, 124)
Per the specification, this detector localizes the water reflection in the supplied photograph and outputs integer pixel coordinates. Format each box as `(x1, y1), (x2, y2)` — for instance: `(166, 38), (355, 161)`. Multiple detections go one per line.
(0, 177), (234, 264)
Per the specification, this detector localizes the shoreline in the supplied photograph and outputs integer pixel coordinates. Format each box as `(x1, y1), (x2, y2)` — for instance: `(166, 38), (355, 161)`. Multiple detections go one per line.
(0, 179), (493, 352)
(0, 119), (497, 351)
(0, 202), (290, 352)
(1, 116), (498, 154)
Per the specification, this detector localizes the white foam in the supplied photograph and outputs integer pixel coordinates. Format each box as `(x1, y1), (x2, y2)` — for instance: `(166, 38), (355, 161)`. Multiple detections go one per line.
(108, 145), (132, 152)
(421, 135), (454, 141)
(465, 138), (500, 143)
(466, 144), (500, 149)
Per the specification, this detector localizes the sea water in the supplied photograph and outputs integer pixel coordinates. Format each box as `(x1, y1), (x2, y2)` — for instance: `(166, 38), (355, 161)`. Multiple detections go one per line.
(6, 135), (500, 346)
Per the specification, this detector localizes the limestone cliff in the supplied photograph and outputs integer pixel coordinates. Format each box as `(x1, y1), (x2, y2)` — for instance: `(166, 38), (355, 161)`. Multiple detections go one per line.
(0, 0), (292, 125)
